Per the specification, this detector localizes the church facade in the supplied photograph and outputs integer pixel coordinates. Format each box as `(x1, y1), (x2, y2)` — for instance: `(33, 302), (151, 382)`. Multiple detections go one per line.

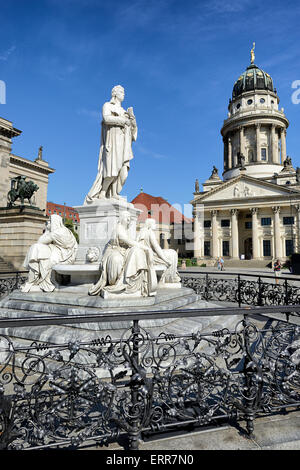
(192, 51), (300, 265)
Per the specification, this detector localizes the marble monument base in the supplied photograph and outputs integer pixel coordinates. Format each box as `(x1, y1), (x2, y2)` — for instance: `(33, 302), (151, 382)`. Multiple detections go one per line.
(0, 286), (233, 342)
(0, 286), (241, 378)
(73, 196), (141, 265)
(52, 262), (173, 292)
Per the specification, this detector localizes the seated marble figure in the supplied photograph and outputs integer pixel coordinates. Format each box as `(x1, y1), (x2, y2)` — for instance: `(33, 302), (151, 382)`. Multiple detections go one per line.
(88, 214), (180, 298)
(21, 214), (78, 293)
(137, 218), (181, 284)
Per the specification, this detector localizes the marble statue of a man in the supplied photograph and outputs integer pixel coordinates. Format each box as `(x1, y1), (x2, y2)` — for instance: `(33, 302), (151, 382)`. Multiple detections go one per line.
(85, 85), (137, 203)
(138, 219), (181, 284)
(21, 214), (78, 293)
(89, 211), (156, 297)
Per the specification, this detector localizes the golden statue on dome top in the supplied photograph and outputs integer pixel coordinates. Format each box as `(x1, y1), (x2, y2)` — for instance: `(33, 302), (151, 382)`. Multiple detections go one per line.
(250, 42), (256, 64)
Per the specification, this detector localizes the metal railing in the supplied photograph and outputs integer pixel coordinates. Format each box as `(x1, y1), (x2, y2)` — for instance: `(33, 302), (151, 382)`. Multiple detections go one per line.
(180, 270), (300, 307)
(0, 271), (28, 299)
(0, 304), (299, 450)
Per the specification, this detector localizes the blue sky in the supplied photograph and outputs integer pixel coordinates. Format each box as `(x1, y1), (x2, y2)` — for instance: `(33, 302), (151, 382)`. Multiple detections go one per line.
(1, 0), (300, 217)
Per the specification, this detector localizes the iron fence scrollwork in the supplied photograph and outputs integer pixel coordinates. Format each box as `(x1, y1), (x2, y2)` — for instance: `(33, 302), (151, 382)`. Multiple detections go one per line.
(0, 308), (299, 449)
(181, 272), (300, 308)
(0, 272), (27, 299)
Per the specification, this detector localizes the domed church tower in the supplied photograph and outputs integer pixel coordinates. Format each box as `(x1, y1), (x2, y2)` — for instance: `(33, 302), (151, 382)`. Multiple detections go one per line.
(221, 43), (289, 181)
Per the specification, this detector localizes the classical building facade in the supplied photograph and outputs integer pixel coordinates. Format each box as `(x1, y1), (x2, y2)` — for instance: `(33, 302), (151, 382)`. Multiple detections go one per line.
(192, 52), (300, 265)
(0, 116), (54, 269)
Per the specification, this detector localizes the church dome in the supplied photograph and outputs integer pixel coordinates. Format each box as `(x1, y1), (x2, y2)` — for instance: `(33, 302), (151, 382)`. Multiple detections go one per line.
(232, 64), (275, 99)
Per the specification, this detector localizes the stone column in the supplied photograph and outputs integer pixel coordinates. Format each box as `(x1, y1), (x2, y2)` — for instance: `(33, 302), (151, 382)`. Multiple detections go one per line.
(256, 124), (261, 162)
(230, 209), (239, 258)
(271, 124), (278, 163)
(281, 128), (287, 163)
(251, 207), (259, 259)
(223, 137), (228, 170)
(193, 209), (202, 258)
(228, 138), (232, 169)
(294, 204), (300, 253)
(211, 210), (218, 258)
(239, 126), (245, 155)
(272, 206), (282, 259)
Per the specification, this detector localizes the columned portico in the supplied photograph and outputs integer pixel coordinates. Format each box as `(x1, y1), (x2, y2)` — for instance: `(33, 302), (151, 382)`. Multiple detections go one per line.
(192, 53), (300, 266)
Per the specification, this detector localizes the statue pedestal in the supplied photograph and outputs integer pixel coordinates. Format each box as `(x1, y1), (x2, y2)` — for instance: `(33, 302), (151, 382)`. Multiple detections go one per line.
(53, 197), (141, 285)
(74, 197), (141, 264)
(0, 206), (47, 270)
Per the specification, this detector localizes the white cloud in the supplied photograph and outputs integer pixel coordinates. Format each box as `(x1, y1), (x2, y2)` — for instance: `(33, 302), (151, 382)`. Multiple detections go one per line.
(136, 143), (168, 159)
(0, 45), (16, 61)
(204, 0), (252, 14)
(77, 108), (100, 120)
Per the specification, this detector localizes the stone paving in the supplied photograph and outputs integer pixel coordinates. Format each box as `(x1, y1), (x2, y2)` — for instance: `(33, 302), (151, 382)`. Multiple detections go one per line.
(80, 409), (300, 451)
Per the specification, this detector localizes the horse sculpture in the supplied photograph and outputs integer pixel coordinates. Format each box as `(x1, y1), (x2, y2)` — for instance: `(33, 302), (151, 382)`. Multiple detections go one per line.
(7, 176), (39, 207)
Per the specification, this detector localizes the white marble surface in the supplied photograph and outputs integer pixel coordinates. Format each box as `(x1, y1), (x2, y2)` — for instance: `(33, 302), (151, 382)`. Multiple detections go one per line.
(21, 214), (78, 293)
(84, 85), (137, 202)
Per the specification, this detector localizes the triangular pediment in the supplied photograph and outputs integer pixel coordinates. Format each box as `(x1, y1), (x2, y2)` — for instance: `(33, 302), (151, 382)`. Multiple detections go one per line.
(194, 175), (300, 203)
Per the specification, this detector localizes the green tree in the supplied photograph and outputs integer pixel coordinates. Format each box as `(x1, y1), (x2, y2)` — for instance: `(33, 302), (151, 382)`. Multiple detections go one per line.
(64, 217), (79, 243)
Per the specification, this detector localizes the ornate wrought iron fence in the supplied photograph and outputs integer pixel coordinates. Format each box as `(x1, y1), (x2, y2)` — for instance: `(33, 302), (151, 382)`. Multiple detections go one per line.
(0, 305), (299, 450)
(0, 272), (27, 299)
(180, 271), (300, 307)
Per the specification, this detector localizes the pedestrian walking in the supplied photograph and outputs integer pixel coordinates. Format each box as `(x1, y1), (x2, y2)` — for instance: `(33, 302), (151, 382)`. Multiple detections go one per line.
(273, 259), (281, 284)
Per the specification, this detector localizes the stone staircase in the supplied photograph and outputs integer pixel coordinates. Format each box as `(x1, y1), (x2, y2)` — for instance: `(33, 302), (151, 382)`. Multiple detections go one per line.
(0, 257), (15, 273)
(221, 259), (271, 269)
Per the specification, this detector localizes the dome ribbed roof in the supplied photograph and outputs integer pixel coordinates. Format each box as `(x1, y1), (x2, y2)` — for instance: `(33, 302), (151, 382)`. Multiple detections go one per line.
(232, 64), (274, 98)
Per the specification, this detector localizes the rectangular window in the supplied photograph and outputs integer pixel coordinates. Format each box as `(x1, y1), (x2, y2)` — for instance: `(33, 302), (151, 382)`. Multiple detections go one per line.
(286, 239), (294, 256)
(261, 217), (271, 226)
(221, 219), (230, 227)
(204, 220), (211, 228)
(283, 216), (294, 225)
(245, 221), (252, 229)
(222, 240), (230, 256)
(261, 148), (267, 161)
(204, 241), (210, 256)
(263, 239), (271, 257)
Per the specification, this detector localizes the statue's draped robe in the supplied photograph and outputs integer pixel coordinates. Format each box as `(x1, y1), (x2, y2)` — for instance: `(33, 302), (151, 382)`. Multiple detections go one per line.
(88, 228), (156, 297)
(138, 227), (181, 284)
(22, 227), (77, 292)
(85, 102), (137, 202)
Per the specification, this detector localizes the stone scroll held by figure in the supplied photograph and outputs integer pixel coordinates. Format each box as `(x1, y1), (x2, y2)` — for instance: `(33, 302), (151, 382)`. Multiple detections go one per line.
(84, 85), (137, 203)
